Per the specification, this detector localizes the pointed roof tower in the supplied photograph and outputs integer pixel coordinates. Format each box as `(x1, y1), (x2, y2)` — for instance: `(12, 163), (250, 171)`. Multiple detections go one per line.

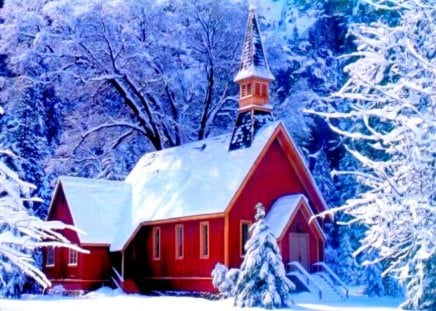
(229, 5), (275, 151)
(234, 4), (274, 84)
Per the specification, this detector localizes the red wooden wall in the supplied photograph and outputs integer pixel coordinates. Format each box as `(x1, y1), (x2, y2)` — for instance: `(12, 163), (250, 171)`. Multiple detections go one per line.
(227, 139), (305, 268)
(125, 217), (225, 292)
(45, 186), (111, 291)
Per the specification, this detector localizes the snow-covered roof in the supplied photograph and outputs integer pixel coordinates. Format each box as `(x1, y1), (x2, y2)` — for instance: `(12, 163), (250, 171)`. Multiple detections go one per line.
(266, 194), (325, 240)
(58, 176), (131, 245)
(110, 122), (281, 251)
(234, 5), (274, 82)
(265, 194), (305, 238)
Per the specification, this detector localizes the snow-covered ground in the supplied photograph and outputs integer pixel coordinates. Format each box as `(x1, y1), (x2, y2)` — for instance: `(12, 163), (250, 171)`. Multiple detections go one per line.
(0, 287), (402, 311)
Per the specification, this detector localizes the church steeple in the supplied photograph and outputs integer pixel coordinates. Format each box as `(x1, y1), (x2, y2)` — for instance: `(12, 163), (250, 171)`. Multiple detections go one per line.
(234, 4), (274, 109)
(229, 5), (274, 151)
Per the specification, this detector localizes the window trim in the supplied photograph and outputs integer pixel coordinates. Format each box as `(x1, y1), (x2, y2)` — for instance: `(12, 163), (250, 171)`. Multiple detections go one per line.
(199, 221), (209, 259)
(68, 249), (78, 266)
(240, 220), (252, 257)
(46, 247), (55, 267)
(175, 224), (184, 259)
(153, 227), (161, 260)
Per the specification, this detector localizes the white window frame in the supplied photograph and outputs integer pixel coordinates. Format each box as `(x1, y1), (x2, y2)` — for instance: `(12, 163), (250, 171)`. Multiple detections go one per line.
(68, 249), (78, 266)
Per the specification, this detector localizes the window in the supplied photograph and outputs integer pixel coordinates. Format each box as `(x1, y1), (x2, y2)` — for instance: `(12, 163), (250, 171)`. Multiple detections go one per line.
(262, 84), (267, 97)
(68, 249), (78, 266)
(241, 85), (247, 97)
(153, 227), (161, 260)
(255, 83), (261, 95)
(247, 83), (252, 95)
(46, 247), (55, 267)
(241, 221), (251, 256)
(200, 222), (209, 258)
(175, 224), (184, 259)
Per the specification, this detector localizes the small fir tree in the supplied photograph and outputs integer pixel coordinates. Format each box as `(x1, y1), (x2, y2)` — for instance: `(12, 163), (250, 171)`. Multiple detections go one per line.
(234, 203), (295, 309)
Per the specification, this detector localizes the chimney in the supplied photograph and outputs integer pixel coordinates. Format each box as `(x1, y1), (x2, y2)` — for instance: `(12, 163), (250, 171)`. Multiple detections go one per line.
(229, 5), (274, 151)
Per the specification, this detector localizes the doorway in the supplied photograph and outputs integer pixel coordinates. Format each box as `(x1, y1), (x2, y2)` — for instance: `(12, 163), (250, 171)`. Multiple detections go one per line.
(289, 233), (309, 271)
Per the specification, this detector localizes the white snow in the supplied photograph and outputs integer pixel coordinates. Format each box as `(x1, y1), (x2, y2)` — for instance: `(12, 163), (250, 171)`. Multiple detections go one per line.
(265, 194), (325, 240)
(56, 176), (131, 245)
(233, 65), (275, 82)
(265, 194), (303, 238)
(0, 287), (402, 310)
(111, 122), (280, 251)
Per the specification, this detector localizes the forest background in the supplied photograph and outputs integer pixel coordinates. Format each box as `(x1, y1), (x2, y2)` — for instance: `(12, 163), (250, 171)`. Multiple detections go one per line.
(0, 0), (433, 306)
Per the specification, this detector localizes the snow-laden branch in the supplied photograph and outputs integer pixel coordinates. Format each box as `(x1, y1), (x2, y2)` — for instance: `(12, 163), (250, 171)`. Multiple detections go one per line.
(310, 0), (435, 308)
(1, 152), (87, 290)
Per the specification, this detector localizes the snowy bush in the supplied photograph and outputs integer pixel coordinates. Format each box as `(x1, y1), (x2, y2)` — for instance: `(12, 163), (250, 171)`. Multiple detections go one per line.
(47, 285), (66, 296)
(233, 203), (295, 309)
(211, 263), (239, 297)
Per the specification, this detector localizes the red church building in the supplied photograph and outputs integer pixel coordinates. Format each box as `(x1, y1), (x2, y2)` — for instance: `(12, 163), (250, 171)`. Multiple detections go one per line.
(44, 6), (333, 295)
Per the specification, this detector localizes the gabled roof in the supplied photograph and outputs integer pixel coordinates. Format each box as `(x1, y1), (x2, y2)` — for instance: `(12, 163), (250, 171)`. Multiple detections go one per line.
(110, 122), (280, 251)
(234, 5), (274, 82)
(53, 176), (131, 245)
(266, 194), (325, 241)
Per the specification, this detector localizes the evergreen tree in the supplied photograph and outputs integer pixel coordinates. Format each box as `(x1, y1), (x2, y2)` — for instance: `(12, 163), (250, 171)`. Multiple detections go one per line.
(362, 251), (385, 297)
(0, 85), (53, 218)
(234, 203), (295, 309)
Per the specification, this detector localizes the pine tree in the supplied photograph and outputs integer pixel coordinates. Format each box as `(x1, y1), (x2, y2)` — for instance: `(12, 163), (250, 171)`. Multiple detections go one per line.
(234, 203), (295, 309)
(0, 85), (53, 218)
(362, 251), (385, 297)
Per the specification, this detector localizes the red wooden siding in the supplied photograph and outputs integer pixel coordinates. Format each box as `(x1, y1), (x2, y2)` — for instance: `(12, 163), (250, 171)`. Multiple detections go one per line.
(227, 138), (306, 268)
(45, 186), (111, 291)
(47, 185), (79, 244)
(124, 217), (225, 292)
(45, 246), (112, 291)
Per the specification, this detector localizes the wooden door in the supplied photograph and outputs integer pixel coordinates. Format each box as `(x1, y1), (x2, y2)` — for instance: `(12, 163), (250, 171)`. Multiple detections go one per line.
(289, 233), (309, 271)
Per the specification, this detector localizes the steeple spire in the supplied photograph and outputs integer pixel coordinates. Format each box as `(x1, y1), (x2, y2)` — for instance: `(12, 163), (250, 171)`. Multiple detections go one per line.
(234, 4), (274, 109)
(229, 5), (274, 151)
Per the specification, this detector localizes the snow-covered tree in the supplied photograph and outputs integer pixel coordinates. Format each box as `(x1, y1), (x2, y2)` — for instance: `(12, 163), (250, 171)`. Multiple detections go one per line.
(0, 85), (54, 218)
(0, 149), (84, 295)
(0, 101), (84, 295)
(234, 203), (294, 309)
(309, 0), (435, 309)
(362, 251), (385, 297)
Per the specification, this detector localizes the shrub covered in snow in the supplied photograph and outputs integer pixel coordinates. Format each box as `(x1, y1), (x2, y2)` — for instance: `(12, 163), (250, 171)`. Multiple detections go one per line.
(233, 203), (295, 309)
(211, 263), (239, 297)
(47, 285), (66, 296)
